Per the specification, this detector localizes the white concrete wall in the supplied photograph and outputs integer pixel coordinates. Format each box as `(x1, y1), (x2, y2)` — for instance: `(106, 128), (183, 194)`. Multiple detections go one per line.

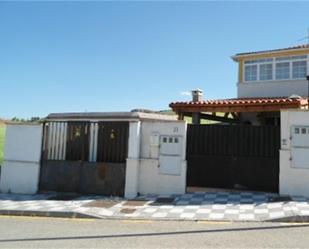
(138, 121), (187, 195)
(124, 120), (187, 197)
(280, 110), (309, 197)
(238, 80), (309, 98)
(124, 121), (141, 198)
(138, 159), (186, 195)
(0, 124), (43, 194)
(140, 121), (186, 160)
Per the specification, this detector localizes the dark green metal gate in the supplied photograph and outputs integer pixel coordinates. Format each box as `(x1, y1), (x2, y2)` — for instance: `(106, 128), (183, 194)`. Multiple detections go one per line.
(186, 124), (280, 192)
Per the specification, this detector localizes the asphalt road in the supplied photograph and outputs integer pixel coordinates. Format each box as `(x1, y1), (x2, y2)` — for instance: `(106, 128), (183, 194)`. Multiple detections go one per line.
(0, 216), (308, 248)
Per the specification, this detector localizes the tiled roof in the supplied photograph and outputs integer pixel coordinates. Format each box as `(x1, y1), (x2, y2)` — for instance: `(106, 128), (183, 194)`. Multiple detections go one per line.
(233, 44), (309, 58)
(170, 97), (308, 113)
(170, 97), (307, 107)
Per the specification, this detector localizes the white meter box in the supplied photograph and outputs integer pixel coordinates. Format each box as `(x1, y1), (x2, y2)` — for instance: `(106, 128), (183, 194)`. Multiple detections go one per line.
(291, 126), (309, 147)
(160, 136), (182, 156)
(159, 156), (182, 175)
(291, 125), (309, 169)
(158, 135), (183, 175)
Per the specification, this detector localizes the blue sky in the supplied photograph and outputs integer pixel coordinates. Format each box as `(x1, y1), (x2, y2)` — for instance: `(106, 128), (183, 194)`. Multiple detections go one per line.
(1, 1), (309, 119)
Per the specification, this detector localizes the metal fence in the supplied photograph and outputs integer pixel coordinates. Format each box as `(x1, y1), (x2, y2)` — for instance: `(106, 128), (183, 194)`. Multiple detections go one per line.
(42, 121), (129, 163)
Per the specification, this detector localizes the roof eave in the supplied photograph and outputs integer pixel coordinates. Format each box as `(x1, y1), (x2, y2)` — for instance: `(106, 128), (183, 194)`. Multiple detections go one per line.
(232, 47), (309, 61)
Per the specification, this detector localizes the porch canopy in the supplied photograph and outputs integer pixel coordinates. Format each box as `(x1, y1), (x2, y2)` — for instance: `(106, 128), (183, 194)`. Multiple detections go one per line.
(169, 97), (308, 123)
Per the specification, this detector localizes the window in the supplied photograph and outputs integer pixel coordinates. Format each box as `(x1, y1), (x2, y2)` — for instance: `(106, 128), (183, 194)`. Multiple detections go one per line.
(260, 63), (273, 80)
(276, 62), (290, 80)
(292, 61), (307, 79)
(245, 65), (257, 81)
(243, 55), (308, 82)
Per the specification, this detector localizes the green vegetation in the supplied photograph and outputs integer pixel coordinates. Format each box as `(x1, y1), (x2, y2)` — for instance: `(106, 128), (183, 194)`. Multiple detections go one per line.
(0, 124), (5, 165)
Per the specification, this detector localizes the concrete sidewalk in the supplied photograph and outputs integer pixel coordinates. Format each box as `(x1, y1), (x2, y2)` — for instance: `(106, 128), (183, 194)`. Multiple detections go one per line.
(0, 191), (308, 222)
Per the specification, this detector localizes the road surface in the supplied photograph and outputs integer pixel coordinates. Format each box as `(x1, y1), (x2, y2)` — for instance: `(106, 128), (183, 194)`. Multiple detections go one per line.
(0, 216), (308, 248)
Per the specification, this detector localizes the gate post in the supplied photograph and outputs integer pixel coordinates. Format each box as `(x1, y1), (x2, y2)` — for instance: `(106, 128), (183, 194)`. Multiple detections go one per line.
(124, 121), (141, 199)
(0, 124), (43, 194)
(192, 113), (201, 124)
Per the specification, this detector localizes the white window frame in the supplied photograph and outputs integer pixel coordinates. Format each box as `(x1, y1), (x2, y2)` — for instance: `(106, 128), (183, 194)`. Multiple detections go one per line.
(259, 63), (273, 81)
(275, 61), (290, 80)
(243, 54), (309, 83)
(292, 60), (307, 79)
(244, 64), (258, 82)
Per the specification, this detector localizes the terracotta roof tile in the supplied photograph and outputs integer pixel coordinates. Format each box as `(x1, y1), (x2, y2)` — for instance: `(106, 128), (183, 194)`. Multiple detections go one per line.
(170, 97), (307, 107)
(170, 97), (309, 113)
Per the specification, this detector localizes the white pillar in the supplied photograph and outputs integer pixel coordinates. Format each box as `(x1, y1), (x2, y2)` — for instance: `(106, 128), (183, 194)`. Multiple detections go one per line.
(0, 124), (43, 194)
(124, 121), (141, 199)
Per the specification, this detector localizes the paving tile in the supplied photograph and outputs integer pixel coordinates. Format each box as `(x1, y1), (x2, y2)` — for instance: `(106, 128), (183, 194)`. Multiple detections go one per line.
(224, 214), (239, 221)
(143, 208), (157, 213)
(212, 204), (226, 210)
(1, 192), (309, 222)
(183, 209), (199, 213)
(180, 213), (195, 219)
(224, 209), (239, 215)
(181, 194), (193, 199)
(176, 200), (189, 205)
(165, 213), (182, 219)
(189, 200), (203, 205)
(184, 205), (200, 209)
(267, 203), (284, 209)
(300, 210), (309, 215)
(240, 198), (254, 204)
(152, 212), (168, 218)
(254, 209), (269, 214)
(209, 213), (225, 219)
(191, 197), (204, 202)
(158, 205), (174, 209)
(196, 208), (212, 214)
(169, 208), (185, 214)
(239, 214), (255, 220)
(239, 204), (254, 210)
(269, 212), (285, 219)
(201, 201), (214, 205)
(194, 213), (210, 220)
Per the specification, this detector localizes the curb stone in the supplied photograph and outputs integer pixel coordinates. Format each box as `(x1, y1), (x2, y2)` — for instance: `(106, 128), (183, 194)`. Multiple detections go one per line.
(0, 210), (99, 219)
(1, 209), (309, 223)
(267, 215), (309, 223)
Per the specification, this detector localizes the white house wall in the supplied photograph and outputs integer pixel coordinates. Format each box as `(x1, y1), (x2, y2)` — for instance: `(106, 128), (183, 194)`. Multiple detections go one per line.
(238, 80), (309, 98)
(0, 124), (43, 194)
(280, 110), (309, 198)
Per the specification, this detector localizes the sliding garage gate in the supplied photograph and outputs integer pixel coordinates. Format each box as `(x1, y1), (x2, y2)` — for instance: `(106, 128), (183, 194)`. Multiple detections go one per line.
(39, 121), (129, 196)
(186, 124), (280, 192)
